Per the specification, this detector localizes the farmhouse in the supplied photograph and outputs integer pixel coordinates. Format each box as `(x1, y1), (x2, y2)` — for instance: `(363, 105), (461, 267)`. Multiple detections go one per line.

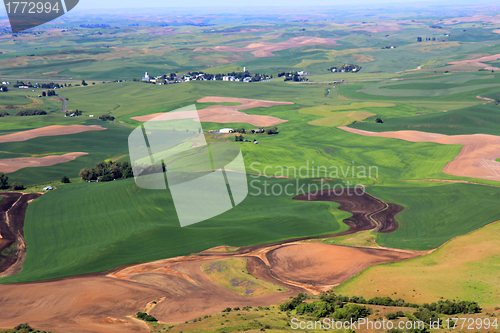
(219, 128), (234, 134)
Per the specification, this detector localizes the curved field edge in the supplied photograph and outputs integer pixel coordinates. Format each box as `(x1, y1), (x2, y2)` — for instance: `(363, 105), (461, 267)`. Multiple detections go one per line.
(201, 258), (287, 296)
(365, 182), (500, 250)
(334, 220), (500, 307)
(0, 177), (349, 283)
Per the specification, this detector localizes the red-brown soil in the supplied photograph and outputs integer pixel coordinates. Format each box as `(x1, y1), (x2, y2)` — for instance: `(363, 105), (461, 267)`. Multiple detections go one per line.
(193, 36), (339, 57)
(0, 276), (161, 333)
(447, 53), (500, 71)
(339, 126), (500, 182)
(476, 95), (495, 104)
(0, 190), (418, 331)
(0, 152), (88, 173)
(0, 192), (42, 275)
(131, 96), (292, 126)
(293, 188), (404, 234)
(266, 244), (416, 290)
(0, 125), (106, 143)
(438, 15), (500, 25)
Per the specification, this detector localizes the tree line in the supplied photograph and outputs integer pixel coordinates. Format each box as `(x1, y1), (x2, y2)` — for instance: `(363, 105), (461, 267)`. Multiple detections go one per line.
(15, 109), (47, 116)
(42, 90), (57, 97)
(79, 161), (134, 182)
(0, 173), (24, 190)
(99, 114), (115, 121)
(234, 127), (279, 135)
(280, 293), (481, 320)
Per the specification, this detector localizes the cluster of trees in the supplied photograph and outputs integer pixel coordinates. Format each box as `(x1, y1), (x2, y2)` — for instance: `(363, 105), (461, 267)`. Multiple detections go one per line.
(385, 311), (405, 320)
(376, 118), (384, 123)
(280, 293), (481, 321)
(99, 114), (115, 121)
(9, 323), (47, 333)
(42, 90), (57, 97)
(38, 82), (64, 89)
(79, 161), (134, 182)
(1, 85), (8, 92)
(11, 81), (70, 89)
(329, 64), (362, 73)
(136, 312), (157, 322)
(234, 135), (245, 141)
(15, 109), (47, 116)
(423, 300), (481, 315)
(180, 70), (272, 82)
(280, 293), (371, 320)
(14, 81), (62, 89)
(0, 111), (9, 117)
(65, 110), (83, 116)
(265, 126), (279, 135)
(234, 127), (278, 135)
(279, 72), (308, 82)
(0, 173), (24, 190)
(13, 81), (32, 88)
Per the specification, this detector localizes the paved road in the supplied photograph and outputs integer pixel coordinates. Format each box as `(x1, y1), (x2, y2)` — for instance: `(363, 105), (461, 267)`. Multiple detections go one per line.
(57, 95), (66, 113)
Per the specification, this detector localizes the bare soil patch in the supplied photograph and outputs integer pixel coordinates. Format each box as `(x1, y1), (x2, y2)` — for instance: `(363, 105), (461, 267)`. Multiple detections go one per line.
(438, 15), (500, 25)
(340, 126), (500, 181)
(293, 189), (404, 234)
(0, 152), (88, 173)
(132, 96), (292, 126)
(267, 244), (417, 290)
(0, 125), (106, 143)
(0, 276), (160, 333)
(476, 95), (495, 104)
(447, 53), (500, 71)
(0, 192), (42, 275)
(194, 36), (339, 57)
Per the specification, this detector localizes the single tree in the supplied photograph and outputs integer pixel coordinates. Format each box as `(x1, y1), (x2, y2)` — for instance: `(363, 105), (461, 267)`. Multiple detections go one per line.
(0, 172), (8, 189)
(61, 176), (70, 183)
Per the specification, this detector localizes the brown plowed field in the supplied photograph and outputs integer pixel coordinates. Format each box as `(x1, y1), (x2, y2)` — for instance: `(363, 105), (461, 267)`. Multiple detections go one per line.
(0, 125), (106, 143)
(293, 188), (404, 234)
(0, 276), (162, 333)
(131, 96), (291, 126)
(0, 192), (42, 275)
(193, 36), (339, 57)
(266, 244), (417, 290)
(0, 152), (88, 173)
(446, 53), (500, 71)
(339, 126), (500, 182)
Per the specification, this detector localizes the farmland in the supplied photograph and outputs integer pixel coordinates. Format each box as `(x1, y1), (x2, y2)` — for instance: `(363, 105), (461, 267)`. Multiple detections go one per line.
(0, 177), (349, 283)
(0, 4), (500, 332)
(336, 220), (500, 307)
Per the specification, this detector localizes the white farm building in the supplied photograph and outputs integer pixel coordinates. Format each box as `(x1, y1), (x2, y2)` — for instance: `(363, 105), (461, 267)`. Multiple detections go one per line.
(219, 128), (234, 134)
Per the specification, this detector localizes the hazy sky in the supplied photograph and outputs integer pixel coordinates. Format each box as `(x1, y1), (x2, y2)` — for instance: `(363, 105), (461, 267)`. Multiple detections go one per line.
(75, 0), (468, 9)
